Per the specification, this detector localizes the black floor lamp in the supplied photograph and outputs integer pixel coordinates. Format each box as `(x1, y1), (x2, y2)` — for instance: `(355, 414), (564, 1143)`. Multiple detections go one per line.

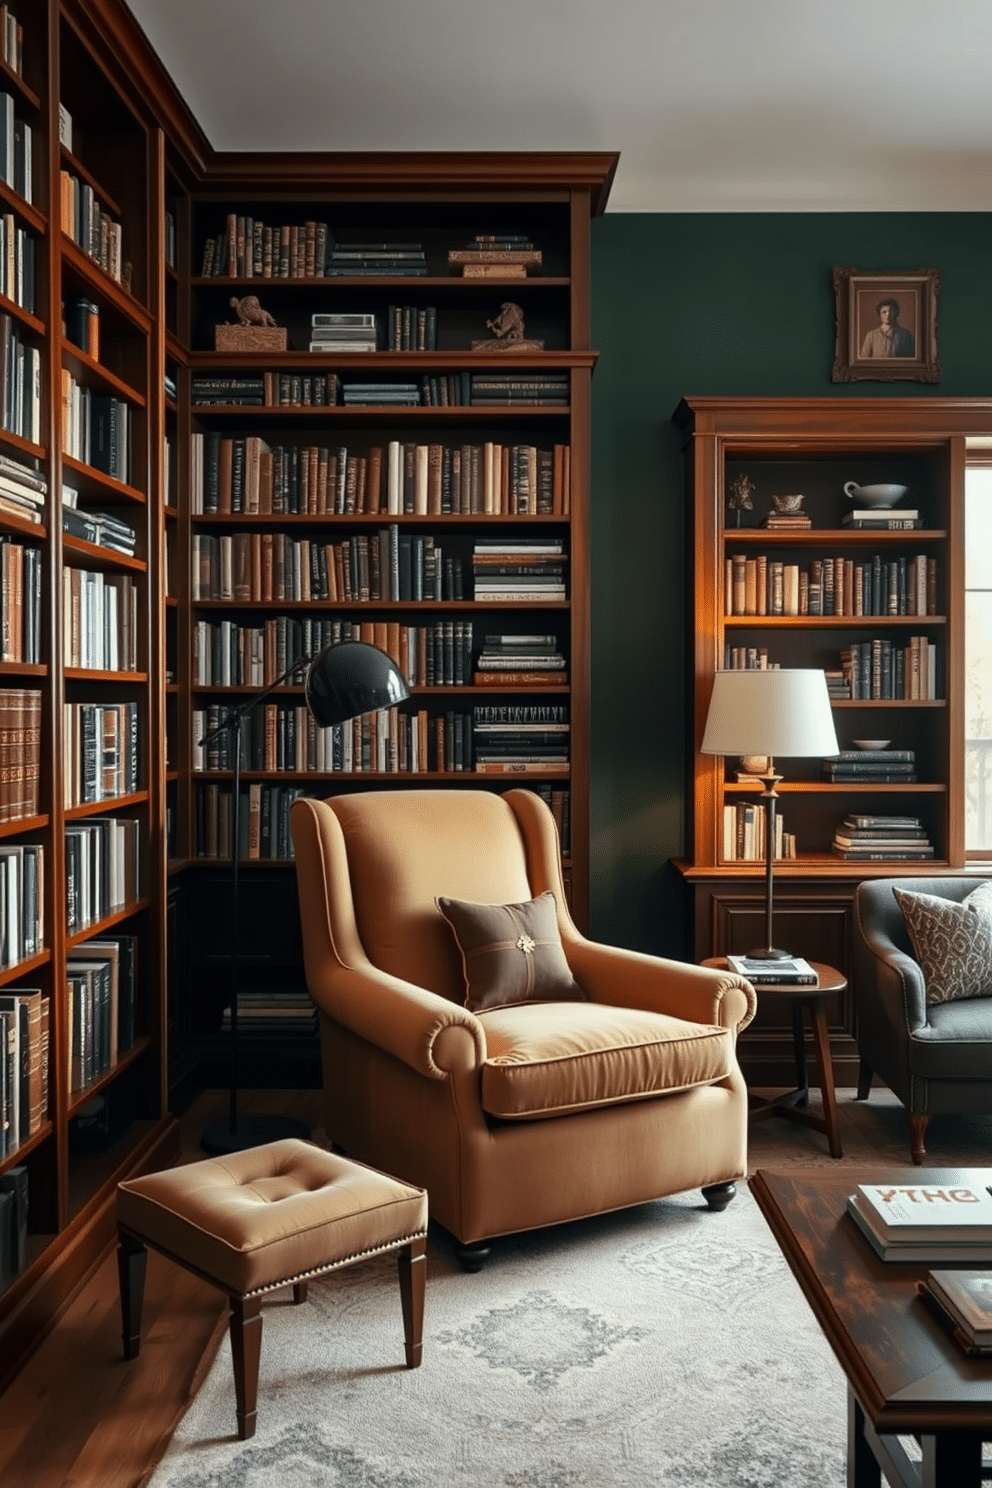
(200, 640), (410, 1155)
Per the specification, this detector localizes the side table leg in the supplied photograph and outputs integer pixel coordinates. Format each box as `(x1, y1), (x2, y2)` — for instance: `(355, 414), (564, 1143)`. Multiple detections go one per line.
(792, 1001), (809, 1105)
(847, 1390), (880, 1488)
(921, 1431), (985, 1487)
(810, 995), (843, 1158)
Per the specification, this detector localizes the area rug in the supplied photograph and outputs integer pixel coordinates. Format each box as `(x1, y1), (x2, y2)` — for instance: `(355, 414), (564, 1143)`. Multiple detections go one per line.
(147, 1183), (849, 1488)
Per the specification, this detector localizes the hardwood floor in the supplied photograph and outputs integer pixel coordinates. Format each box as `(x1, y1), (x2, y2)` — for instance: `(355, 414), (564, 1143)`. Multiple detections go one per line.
(1, 1084), (990, 1488)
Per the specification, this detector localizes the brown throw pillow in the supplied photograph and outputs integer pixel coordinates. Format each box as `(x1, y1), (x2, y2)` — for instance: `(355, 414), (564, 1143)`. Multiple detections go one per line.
(436, 891), (585, 1013)
(893, 882), (992, 1005)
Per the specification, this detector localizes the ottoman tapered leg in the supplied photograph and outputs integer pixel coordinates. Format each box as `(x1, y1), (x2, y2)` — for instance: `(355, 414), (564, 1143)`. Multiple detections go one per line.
(117, 1229), (148, 1360)
(397, 1235), (426, 1368)
(229, 1296), (263, 1440)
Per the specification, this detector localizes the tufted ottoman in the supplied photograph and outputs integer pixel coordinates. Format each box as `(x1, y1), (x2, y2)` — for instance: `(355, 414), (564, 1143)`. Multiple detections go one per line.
(116, 1138), (428, 1439)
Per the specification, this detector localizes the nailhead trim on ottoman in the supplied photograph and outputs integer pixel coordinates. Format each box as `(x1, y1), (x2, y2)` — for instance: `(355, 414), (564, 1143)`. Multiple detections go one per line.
(116, 1139), (428, 1440)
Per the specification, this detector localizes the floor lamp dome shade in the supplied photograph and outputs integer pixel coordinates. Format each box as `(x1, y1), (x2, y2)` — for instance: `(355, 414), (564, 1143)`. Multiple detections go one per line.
(306, 641), (410, 727)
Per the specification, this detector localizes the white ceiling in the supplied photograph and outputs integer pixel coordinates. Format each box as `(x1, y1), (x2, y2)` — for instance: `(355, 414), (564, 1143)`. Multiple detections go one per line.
(126, 0), (992, 213)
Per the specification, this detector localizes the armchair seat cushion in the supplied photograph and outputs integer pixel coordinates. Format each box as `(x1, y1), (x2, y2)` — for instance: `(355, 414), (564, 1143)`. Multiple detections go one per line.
(908, 998), (992, 1080)
(478, 1001), (733, 1121)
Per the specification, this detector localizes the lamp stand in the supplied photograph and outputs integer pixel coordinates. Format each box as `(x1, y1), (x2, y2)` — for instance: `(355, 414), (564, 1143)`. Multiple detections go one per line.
(200, 654), (317, 1155)
(747, 766), (791, 960)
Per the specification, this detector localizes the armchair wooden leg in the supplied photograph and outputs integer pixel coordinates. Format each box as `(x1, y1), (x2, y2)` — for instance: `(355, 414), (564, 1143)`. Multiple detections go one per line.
(856, 1058), (873, 1101)
(292, 1282), (308, 1304)
(702, 1181), (737, 1212)
(229, 1297), (263, 1440)
(397, 1235), (426, 1368)
(117, 1228), (147, 1361)
(455, 1241), (491, 1272)
(909, 1113), (930, 1166)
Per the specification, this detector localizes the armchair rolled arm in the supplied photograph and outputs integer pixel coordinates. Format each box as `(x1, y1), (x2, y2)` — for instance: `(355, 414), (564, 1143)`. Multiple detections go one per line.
(565, 939), (757, 1035)
(854, 904), (929, 1035)
(307, 962), (487, 1079)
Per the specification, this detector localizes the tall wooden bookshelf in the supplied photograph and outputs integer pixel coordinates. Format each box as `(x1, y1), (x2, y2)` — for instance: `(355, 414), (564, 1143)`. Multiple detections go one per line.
(0, 0), (614, 1377)
(169, 155), (612, 1085)
(674, 395), (992, 1086)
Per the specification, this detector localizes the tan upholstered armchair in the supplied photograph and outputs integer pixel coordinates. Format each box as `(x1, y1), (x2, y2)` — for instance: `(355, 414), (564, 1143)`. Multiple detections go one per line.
(291, 788), (756, 1267)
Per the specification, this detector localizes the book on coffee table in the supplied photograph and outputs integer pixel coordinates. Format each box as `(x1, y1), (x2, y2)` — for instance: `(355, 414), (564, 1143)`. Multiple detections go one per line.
(847, 1182), (992, 1262)
(725, 954), (818, 986)
(922, 1269), (992, 1348)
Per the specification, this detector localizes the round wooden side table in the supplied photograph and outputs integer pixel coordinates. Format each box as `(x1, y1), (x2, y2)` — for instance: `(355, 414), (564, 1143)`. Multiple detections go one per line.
(703, 958), (846, 1159)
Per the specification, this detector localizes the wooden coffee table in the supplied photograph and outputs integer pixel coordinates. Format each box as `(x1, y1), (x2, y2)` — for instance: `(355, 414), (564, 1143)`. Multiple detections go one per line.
(702, 957), (845, 1158)
(751, 1167), (992, 1487)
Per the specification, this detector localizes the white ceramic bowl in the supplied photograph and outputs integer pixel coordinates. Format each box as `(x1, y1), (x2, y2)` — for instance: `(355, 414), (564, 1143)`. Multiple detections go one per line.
(844, 482), (908, 509)
(851, 739), (892, 751)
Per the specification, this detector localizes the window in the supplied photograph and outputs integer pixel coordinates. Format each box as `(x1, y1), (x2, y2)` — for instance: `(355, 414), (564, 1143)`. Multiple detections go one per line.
(965, 463), (992, 856)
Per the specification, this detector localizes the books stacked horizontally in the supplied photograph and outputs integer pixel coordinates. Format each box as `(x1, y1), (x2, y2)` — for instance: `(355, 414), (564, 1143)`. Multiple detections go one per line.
(470, 372), (568, 406)
(448, 234), (542, 279)
(831, 813), (934, 862)
(192, 376), (265, 406)
(473, 633), (567, 687)
(473, 703), (569, 774)
(471, 539), (565, 602)
(341, 382), (420, 406)
(324, 242), (426, 277)
(847, 1181), (992, 1262)
(823, 747), (917, 785)
(725, 954), (818, 986)
(842, 505), (922, 530)
(62, 507), (136, 556)
(920, 1270), (992, 1355)
(220, 989), (318, 1038)
(309, 312), (377, 353)
(0, 450), (45, 523)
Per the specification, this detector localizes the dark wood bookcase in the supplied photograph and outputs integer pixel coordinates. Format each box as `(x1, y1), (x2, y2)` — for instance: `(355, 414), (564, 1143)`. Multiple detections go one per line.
(0, 0), (614, 1380)
(674, 396), (992, 1086)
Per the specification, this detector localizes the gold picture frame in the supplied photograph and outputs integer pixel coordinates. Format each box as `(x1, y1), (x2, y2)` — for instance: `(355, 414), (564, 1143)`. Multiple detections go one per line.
(832, 267), (940, 383)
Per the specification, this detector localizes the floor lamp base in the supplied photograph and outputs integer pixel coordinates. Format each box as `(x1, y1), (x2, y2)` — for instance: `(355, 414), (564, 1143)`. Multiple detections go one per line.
(201, 1113), (310, 1156)
(745, 946), (793, 961)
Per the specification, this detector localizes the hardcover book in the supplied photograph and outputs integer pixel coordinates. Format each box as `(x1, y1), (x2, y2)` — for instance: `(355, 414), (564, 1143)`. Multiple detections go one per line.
(725, 954), (818, 985)
(924, 1269), (992, 1345)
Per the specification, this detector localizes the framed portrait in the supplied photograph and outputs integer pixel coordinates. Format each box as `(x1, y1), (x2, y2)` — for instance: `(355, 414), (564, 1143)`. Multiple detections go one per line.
(832, 267), (940, 383)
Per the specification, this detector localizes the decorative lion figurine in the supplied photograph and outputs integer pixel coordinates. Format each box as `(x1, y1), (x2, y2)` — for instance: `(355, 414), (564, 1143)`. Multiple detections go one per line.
(486, 301), (526, 343)
(229, 294), (278, 327)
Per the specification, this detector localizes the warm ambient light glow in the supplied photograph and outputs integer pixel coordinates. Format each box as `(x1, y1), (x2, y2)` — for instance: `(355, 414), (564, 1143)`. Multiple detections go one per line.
(700, 668), (839, 760)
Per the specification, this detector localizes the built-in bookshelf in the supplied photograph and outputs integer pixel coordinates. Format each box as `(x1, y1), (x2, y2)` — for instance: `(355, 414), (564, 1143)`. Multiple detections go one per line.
(672, 396), (992, 1087)
(171, 159), (610, 1083)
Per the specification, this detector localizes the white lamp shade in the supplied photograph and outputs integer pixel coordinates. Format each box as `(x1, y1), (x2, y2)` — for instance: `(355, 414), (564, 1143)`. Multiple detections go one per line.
(700, 669), (839, 759)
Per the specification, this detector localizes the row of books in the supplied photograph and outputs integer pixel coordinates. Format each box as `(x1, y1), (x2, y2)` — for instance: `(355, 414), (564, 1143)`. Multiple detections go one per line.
(0, 6), (23, 77)
(475, 633), (567, 686)
(0, 843), (43, 969)
(0, 92), (31, 204)
(62, 701), (140, 807)
(191, 373), (340, 407)
(0, 212), (36, 314)
(0, 537), (41, 662)
(0, 989), (46, 1155)
(0, 687), (40, 823)
(726, 552), (938, 618)
(0, 448), (46, 525)
(191, 529), (467, 604)
(194, 617), (478, 689)
(62, 506), (137, 556)
(190, 434), (571, 518)
(59, 170), (126, 289)
(200, 216), (334, 279)
(721, 801), (798, 862)
(62, 568), (139, 672)
(197, 615), (390, 692)
(471, 539), (566, 602)
(65, 817), (140, 935)
(831, 812), (934, 862)
(63, 295), (100, 358)
(67, 934), (138, 1094)
(0, 313), (40, 445)
(835, 637), (939, 701)
(60, 374), (131, 484)
(192, 705), (477, 776)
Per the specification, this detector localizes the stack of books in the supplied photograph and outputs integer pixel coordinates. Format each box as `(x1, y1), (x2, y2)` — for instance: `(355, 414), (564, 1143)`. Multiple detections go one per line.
(473, 633), (567, 686)
(761, 511), (812, 531)
(472, 703), (569, 774)
(0, 451), (45, 523)
(309, 312), (377, 353)
(324, 243), (426, 276)
(192, 376), (265, 406)
(220, 989), (318, 1037)
(823, 748), (917, 785)
(920, 1270), (992, 1355)
(470, 372), (568, 406)
(842, 506), (922, 530)
(847, 1181), (992, 1262)
(341, 382), (420, 406)
(831, 812), (934, 862)
(725, 954), (817, 985)
(471, 539), (565, 602)
(62, 507), (136, 556)
(448, 234), (542, 279)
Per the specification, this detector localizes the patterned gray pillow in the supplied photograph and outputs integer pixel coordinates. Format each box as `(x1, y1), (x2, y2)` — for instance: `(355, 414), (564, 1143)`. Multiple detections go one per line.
(893, 882), (992, 1005)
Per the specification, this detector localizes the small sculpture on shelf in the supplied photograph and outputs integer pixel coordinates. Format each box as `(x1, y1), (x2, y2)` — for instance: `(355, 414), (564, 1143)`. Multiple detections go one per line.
(727, 473), (755, 527)
(471, 301), (544, 351)
(763, 492), (811, 530)
(215, 294), (288, 352)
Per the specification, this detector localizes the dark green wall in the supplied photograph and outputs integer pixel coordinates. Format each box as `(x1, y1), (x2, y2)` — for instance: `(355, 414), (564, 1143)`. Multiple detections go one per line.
(588, 212), (992, 952)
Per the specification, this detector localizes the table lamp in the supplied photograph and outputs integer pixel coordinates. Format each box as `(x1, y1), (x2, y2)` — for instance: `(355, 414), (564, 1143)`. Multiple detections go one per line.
(700, 668), (839, 959)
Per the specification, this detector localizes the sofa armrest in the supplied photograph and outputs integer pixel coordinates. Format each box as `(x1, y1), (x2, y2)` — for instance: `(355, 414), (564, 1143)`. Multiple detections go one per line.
(854, 902), (929, 1035)
(565, 939), (757, 1035)
(307, 962), (487, 1079)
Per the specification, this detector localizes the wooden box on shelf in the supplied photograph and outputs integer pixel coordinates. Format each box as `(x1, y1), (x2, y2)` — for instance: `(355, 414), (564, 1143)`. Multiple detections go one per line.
(214, 324), (288, 353)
